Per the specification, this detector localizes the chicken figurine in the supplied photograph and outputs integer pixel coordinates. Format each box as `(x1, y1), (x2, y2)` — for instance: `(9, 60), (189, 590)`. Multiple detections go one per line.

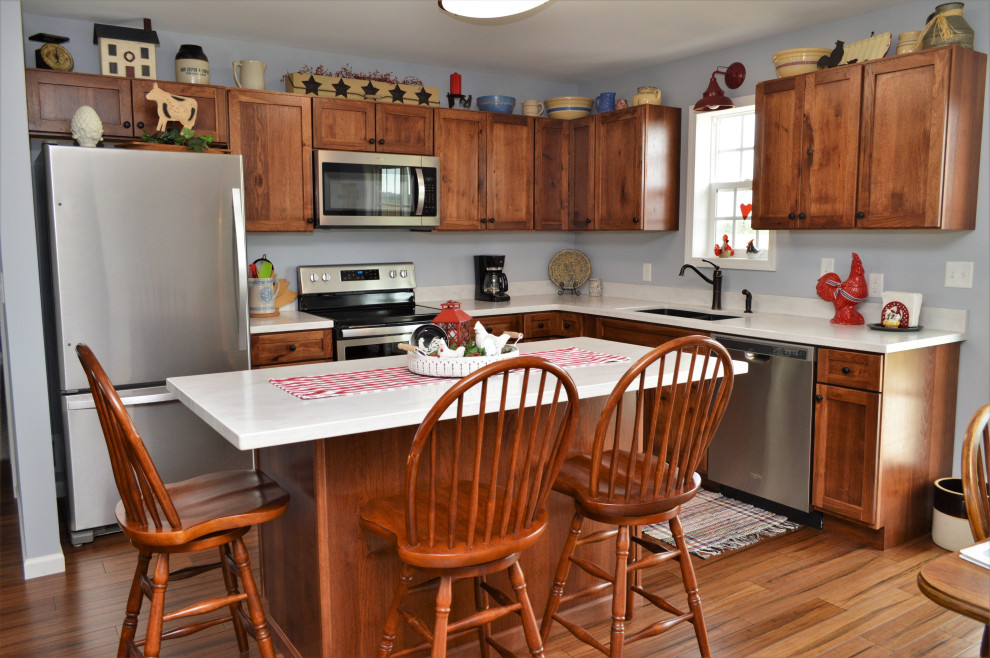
(474, 321), (511, 356)
(816, 252), (868, 325)
(714, 234), (734, 258)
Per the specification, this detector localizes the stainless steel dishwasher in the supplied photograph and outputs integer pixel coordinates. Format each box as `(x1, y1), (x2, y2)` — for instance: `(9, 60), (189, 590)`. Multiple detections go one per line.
(708, 334), (817, 516)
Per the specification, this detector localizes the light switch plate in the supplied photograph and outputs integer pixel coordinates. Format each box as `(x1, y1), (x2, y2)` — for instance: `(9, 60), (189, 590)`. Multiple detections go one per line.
(869, 273), (884, 296)
(642, 263), (652, 281)
(945, 261), (974, 288)
(820, 258), (834, 276)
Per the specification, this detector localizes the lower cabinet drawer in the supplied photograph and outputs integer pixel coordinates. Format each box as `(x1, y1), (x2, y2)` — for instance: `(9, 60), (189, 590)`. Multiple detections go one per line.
(557, 313), (583, 338)
(251, 329), (333, 367)
(476, 314), (522, 336)
(818, 348), (883, 391)
(525, 313), (556, 339)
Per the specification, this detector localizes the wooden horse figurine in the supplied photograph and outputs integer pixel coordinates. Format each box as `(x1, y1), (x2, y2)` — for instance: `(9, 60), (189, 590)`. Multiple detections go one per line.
(145, 83), (198, 132)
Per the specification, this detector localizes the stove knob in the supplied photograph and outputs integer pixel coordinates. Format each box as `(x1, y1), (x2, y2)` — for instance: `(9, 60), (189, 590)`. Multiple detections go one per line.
(310, 274), (316, 282)
(322, 273), (331, 281)
(399, 269), (408, 278)
(389, 270), (397, 278)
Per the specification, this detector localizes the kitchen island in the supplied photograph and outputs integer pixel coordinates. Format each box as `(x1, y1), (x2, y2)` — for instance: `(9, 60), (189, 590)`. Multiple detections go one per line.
(167, 337), (746, 657)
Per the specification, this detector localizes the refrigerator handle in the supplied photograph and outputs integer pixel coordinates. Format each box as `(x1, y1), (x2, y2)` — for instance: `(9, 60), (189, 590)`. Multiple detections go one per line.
(232, 189), (248, 351)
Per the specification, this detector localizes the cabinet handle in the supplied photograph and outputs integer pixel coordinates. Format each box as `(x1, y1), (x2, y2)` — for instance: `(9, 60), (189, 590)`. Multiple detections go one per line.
(289, 345), (297, 352)
(538, 323), (545, 328)
(632, 217), (639, 223)
(798, 212), (807, 219)
(841, 366), (851, 374)
(585, 218), (592, 224)
(563, 323), (572, 329)
(856, 211), (865, 219)
(307, 217), (315, 224)
(481, 218), (488, 224)
(123, 121), (131, 128)
(485, 326), (494, 332)
(368, 138), (376, 144)
(378, 139), (385, 145)
(815, 394), (823, 402)
(788, 212), (796, 219)
(489, 218), (495, 223)
(136, 121), (144, 129)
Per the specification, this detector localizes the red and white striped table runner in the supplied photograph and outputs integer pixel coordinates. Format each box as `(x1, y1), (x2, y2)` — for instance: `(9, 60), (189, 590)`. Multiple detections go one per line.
(269, 347), (630, 400)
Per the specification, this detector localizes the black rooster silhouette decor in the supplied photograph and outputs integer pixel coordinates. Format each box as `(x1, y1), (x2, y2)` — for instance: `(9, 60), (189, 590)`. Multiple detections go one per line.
(818, 40), (845, 69)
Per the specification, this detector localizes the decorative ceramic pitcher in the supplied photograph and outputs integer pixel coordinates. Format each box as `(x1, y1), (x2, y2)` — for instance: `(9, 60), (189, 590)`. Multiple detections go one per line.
(233, 60), (267, 90)
(632, 85), (662, 106)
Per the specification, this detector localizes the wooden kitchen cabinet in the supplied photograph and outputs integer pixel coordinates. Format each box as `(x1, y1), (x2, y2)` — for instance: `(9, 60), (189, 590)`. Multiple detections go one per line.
(812, 345), (960, 548)
(753, 45), (986, 230)
(534, 118), (569, 230)
(475, 314), (522, 336)
(251, 329), (333, 367)
(25, 69), (229, 143)
(435, 109), (534, 230)
(228, 89), (314, 232)
(569, 115), (596, 231)
(594, 317), (704, 347)
(313, 98), (433, 155)
(595, 104), (681, 231)
(524, 312), (585, 341)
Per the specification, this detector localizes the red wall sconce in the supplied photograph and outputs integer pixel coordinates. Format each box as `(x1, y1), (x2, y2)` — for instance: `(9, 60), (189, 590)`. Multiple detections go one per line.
(693, 62), (746, 112)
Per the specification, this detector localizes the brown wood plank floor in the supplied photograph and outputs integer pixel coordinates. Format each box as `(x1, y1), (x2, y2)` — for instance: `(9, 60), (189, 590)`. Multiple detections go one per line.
(1, 454), (983, 656)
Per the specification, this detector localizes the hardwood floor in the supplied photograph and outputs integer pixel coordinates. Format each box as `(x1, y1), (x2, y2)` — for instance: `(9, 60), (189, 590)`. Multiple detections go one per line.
(1, 451), (983, 656)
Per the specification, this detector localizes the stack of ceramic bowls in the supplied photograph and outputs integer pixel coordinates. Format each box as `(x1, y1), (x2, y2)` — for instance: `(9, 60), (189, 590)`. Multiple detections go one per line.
(544, 96), (594, 120)
(772, 47), (832, 77)
(477, 95), (516, 113)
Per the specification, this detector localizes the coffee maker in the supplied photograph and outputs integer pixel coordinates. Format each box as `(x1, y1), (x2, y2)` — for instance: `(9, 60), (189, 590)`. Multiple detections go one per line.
(474, 255), (510, 302)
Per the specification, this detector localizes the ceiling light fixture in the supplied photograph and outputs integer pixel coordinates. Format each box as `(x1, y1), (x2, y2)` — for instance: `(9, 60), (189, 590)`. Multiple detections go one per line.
(693, 62), (746, 112)
(438, 0), (550, 19)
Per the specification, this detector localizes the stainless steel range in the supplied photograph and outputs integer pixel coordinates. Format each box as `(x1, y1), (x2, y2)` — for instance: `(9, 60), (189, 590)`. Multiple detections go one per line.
(297, 262), (439, 361)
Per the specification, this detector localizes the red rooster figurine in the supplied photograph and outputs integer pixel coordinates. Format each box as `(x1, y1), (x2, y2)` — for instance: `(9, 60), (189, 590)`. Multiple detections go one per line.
(816, 252), (868, 325)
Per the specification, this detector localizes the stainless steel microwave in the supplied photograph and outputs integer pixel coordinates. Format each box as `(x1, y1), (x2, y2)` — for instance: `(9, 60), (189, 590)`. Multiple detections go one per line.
(314, 150), (439, 228)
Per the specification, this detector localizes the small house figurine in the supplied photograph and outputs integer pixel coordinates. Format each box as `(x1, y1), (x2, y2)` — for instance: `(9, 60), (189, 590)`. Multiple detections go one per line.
(93, 19), (159, 79)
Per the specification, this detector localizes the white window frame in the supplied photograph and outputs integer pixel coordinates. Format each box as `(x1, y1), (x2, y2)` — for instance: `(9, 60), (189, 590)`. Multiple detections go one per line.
(684, 95), (776, 271)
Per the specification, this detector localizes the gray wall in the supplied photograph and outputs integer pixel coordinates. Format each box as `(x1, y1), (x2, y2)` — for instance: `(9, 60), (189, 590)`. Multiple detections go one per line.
(1, 0), (64, 578)
(574, 0), (990, 470)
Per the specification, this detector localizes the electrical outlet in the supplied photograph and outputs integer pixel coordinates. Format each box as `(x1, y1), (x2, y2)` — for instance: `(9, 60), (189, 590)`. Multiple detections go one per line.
(820, 258), (834, 276)
(642, 263), (652, 281)
(945, 261), (974, 288)
(869, 273), (884, 296)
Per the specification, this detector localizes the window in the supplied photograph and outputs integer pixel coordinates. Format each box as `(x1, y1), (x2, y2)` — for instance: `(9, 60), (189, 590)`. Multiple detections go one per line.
(684, 96), (775, 271)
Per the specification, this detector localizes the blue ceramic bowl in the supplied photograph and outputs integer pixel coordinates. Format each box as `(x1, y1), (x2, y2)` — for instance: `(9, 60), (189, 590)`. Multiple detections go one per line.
(477, 95), (516, 113)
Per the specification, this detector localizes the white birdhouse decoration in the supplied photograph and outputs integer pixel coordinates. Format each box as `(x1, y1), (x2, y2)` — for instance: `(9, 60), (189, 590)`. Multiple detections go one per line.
(93, 19), (159, 80)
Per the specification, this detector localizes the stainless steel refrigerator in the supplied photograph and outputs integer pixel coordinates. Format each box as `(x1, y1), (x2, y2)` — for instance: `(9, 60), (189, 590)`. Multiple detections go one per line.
(36, 144), (253, 545)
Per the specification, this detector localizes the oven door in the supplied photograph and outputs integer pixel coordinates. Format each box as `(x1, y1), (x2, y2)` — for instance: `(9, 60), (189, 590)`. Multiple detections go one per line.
(335, 328), (414, 361)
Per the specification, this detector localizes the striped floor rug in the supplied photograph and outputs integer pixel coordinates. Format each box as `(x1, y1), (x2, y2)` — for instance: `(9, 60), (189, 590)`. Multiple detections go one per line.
(642, 488), (800, 559)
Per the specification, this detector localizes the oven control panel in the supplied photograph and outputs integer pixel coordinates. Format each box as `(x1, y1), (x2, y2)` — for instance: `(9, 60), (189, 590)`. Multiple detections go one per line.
(298, 262), (416, 295)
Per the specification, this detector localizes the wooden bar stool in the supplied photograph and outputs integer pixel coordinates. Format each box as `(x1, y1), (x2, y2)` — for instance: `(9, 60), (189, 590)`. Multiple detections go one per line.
(540, 336), (734, 657)
(360, 356), (579, 657)
(76, 344), (290, 658)
(961, 403), (990, 656)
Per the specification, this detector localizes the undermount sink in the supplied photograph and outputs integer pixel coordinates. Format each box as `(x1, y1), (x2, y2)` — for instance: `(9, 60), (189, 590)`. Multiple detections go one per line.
(636, 308), (740, 321)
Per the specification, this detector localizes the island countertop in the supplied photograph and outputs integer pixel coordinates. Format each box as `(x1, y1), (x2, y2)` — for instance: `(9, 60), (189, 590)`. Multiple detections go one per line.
(167, 337), (746, 452)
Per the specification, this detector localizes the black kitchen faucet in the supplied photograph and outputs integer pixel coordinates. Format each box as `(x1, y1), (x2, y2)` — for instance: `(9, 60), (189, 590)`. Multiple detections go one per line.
(679, 259), (723, 310)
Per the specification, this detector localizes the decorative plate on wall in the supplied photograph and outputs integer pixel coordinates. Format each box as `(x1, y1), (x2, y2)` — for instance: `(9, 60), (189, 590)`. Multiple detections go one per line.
(548, 249), (591, 294)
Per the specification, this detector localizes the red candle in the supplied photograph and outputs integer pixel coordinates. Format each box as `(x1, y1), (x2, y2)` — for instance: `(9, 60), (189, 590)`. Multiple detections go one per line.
(450, 72), (461, 95)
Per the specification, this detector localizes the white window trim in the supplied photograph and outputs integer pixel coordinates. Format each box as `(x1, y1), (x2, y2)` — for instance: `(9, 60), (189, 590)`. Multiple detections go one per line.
(683, 95), (776, 271)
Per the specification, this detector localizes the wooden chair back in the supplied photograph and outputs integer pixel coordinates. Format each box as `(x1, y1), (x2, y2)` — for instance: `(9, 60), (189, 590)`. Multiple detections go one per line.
(76, 343), (181, 531)
(404, 356), (579, 550)
(962, 403), (990, 542)
(588, 335), (734, 506)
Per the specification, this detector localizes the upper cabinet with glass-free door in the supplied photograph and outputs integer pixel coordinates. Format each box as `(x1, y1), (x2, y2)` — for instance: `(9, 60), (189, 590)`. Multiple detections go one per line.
(753, 45), (986, 230)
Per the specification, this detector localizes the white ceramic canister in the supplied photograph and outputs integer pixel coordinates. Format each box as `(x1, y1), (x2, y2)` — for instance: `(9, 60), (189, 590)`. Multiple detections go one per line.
(248, 278), (281, 317)
(175, 44), (209, 84)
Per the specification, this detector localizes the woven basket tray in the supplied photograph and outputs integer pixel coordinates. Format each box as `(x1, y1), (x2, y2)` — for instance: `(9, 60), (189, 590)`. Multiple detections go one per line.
(407, 346), (519, 378)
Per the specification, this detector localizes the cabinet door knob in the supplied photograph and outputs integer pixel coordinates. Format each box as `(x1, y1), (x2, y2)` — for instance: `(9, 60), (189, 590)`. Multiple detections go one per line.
(136, 121), (144, 129)
(538, 323), (545, 328)
(289, 345), (297, 352)
(798, 212), (807, 219)
(564, 323), (571, 329)
(307, 217), (315, 224)
(378, 139), (385, 145)
(489, 218), (495, 223)
(788, 212), (796, 219)
(856, 211), (865, 219)
(632, 217), (639, 223)
(841, 366), (851, 374)
(481, 218), (487, 224)
(368, 138), (376, 144)
(815, 394), (823, 402)
(123, 121), (131, 128)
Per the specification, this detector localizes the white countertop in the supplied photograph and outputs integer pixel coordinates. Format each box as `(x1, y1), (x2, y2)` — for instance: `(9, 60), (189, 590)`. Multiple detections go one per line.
(251, 292), (965, 354)
(167, 337), (746, 451)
